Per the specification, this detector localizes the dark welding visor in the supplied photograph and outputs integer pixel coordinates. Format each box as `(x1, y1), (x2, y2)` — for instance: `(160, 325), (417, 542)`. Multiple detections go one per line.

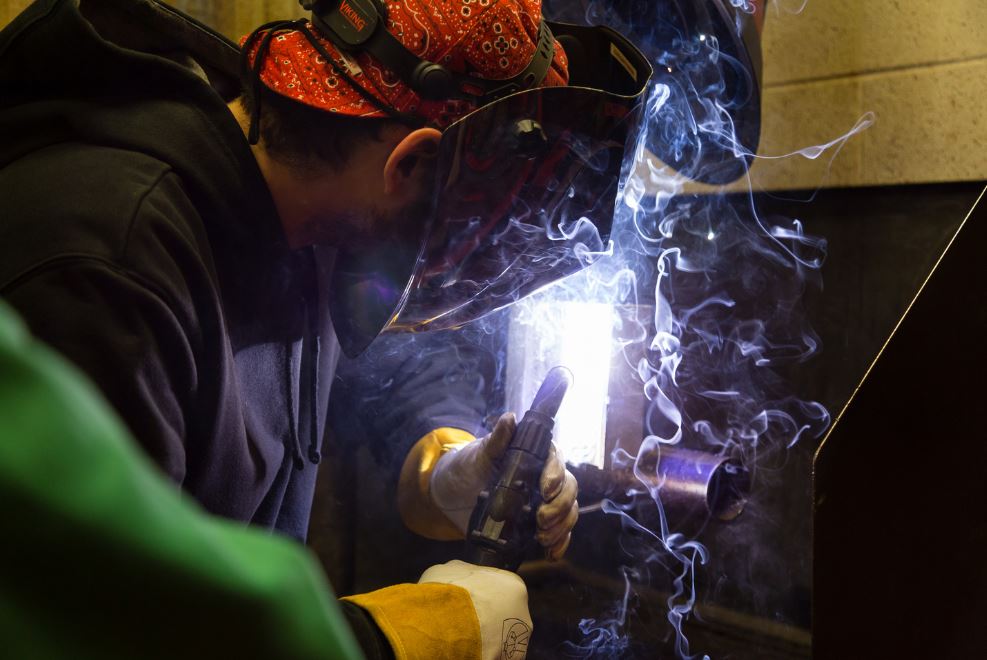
(330, 21), (652, 356)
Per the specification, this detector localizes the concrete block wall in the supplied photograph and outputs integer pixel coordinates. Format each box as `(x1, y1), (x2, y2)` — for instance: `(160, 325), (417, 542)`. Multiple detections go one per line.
(727, 0), (987, 191)
(0, 0), (31, 26)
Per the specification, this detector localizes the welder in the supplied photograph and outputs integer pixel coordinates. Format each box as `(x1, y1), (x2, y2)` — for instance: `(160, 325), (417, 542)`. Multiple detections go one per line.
(0, 0), (649, 657)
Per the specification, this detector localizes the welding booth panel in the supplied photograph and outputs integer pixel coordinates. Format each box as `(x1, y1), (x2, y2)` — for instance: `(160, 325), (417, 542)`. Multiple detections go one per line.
(813, 185), (987, 658)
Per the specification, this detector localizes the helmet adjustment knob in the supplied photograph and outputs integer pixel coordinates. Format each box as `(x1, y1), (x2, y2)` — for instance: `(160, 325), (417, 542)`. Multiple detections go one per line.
(512, 119), (548, 159)
(412, 61), (455, 99)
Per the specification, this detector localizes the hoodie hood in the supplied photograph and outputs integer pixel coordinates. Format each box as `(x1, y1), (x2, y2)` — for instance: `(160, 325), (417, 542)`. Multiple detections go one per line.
(0, 0), (286, 265)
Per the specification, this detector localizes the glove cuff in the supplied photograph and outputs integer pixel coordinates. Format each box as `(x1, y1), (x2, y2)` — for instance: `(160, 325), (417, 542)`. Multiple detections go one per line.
(398, 428), (475, 540)
(342, 583), (481, 660)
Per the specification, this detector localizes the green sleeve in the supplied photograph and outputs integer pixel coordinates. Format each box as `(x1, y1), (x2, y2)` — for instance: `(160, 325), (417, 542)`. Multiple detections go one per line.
(0, 300), (363, 660)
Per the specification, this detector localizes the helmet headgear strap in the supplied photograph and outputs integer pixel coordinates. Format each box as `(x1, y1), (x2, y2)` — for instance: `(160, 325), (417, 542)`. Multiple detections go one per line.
(301, 0), (556, 104)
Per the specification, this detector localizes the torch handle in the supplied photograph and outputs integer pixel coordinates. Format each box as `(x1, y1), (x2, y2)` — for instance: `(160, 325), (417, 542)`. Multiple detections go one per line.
(465, 367), (571, 571)
(465, 445), (544, 571)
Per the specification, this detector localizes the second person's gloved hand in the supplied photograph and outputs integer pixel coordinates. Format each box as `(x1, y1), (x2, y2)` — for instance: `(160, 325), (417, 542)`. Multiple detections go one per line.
(429, 412), (579, 560)
(344, 559), (532, 660)
(420, 560), (532, 660)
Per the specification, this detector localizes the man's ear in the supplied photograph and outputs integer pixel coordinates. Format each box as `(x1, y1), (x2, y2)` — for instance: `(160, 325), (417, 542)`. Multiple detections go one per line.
(383, 127), (441, 198)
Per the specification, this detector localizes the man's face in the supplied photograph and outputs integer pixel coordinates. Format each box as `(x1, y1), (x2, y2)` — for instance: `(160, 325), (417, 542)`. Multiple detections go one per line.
(301, 125), (441, 252)
(293, 143), (438, 253)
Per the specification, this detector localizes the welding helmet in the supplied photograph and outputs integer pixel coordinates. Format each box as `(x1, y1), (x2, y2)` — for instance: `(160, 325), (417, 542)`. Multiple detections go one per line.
(242, 0), (652, 356)
(543, 0), (764, 184)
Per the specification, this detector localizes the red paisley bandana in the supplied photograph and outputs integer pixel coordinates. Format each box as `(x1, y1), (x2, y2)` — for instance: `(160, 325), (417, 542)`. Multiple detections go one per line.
(241, 0), (569, 128)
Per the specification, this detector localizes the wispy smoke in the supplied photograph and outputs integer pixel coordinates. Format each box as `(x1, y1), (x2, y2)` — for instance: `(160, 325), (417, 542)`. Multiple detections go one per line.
(526, 0), (872, 657)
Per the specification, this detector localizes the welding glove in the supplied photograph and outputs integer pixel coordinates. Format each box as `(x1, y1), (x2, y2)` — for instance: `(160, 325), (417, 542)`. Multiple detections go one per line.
(343, 560), (531, 660)
(420, 560), (533, 660)
(397, 413), (578, 559)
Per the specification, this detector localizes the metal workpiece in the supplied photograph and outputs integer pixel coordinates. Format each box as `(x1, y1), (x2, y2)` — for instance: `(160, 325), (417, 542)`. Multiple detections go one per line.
(573, 446), (750, 524)
(638, 446), (749, 522)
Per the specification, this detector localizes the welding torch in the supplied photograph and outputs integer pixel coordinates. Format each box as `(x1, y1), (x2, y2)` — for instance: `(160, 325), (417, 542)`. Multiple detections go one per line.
(465, 366), (572, 572)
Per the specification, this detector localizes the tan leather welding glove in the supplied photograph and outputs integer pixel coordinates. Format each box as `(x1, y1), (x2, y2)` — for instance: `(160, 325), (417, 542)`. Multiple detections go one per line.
(397, 413), (579, 560)
(342, 560), (531, 660)
(419, 560), (532, 660)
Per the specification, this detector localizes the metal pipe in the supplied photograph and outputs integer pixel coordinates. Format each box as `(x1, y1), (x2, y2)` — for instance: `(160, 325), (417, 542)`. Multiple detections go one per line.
(637, 446), (749, 522)
(572, 447), (750, 523)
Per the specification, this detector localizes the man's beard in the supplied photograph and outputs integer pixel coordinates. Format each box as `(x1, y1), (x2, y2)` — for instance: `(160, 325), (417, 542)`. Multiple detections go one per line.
(322, 171), (440, 354)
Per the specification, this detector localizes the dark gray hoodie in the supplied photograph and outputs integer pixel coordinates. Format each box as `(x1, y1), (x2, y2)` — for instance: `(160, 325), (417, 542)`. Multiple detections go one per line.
(0, 0), (338, 540)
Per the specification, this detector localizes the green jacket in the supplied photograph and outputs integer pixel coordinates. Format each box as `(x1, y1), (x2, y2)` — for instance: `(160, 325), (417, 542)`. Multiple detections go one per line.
(0, 299), (362, 659)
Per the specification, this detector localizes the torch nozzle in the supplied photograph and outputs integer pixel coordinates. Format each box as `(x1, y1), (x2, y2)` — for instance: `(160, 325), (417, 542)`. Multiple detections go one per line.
(529, 366), (573, 418)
